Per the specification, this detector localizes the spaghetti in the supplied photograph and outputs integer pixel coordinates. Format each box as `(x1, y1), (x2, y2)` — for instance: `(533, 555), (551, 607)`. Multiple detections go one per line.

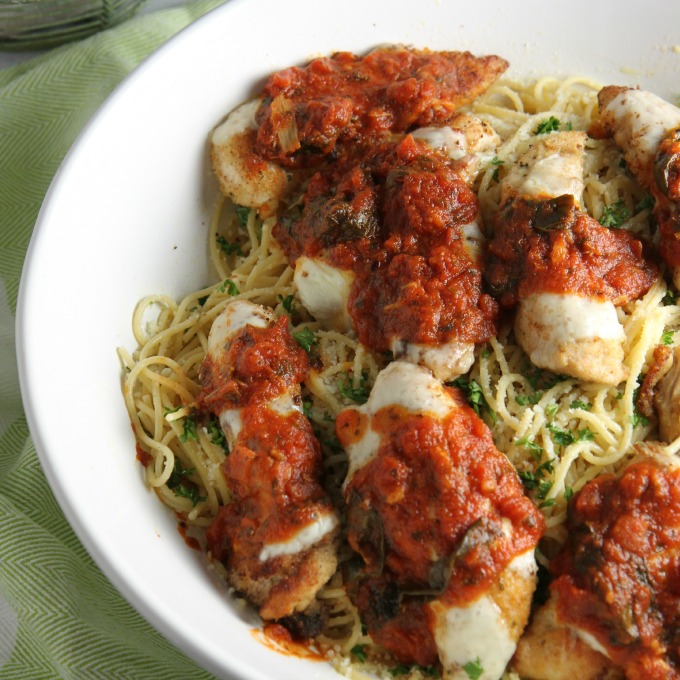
(119, 72), (680, 679)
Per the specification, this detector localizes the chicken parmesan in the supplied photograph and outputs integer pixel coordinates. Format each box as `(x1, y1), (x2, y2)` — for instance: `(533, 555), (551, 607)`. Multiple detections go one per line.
(119, 45), (680, 680)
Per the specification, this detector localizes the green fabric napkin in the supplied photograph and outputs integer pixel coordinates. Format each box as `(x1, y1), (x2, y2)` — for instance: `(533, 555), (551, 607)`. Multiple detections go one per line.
(0, 2), (225, 677)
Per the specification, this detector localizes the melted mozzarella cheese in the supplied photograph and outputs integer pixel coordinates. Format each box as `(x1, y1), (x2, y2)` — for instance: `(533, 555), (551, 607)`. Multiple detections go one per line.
(217, 393), (299, 449)
(343, 361), (456, 485)
(212, 99), (258, 146)
(207, 300), (292, 444)
(206, 298), (338, 564)
(507, 547), (538, 577)
(429, 550), (536, 680)
(603, 89), (680, 170)
(519, 292), (624, 345)
(342, 361), (539, 674)
(515, 292), (627, 385)
(390, 337), (475, 383)
(341, 424), (380, 488)
(362, 361), (455, 416)
(293, 256), (355, 332)
(571, 627), (611, 659)
(510, 153), (576, 199)
(502, 131), (586, 205)
(461, 218), (486, 261)
(429, 596), (513, 680)
(413, 118), (500, 185)
(259, 511), (339, 561)
(218, 409), (243, 449)
(386, 215), (483, 382)
(211, 99), (289, 215)
(413, 125), (469, 160)
(207, 299), (274, 361)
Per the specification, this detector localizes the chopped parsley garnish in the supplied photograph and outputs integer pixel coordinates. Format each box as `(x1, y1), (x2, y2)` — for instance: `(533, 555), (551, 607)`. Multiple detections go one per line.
(662, 330), (675, 346)
(490, 156), (504, 182)
(197, 294), (209, 306)
(173, 483), (206, 506)
(518, 448), (557, 505)
(537, 459), (554, 476)
(164, 405), (182, 416)
(516, 391), (543, 406)
(389, 665), (411, 677)
(293, 326), (318, 353)
(463, 658), (484, 680)
(525, 365), (569, 391)
(537, 479), (554, 501)
(570, 399), (592, 411)
(390, 664), (438, 677)
(168, 459), (194, 487)
(599, 200), (630, 228)
(216, 234), (245, 257)
(218, 278), (240, 296)
(545, 422), (595, 447)
(545, 403), (559, 419)
(631, 410), (651, 429)
(350, 644), (367, 663)
(662, 289), (678, 306)
(564, 486), (574, 502)
(234, 204), (250, 227)
(338, 371), (370, 404)
(514, 436), (544, 459)
(635, 192), (655, 212)
(278, 293), (295, 314)
(534, 116), (561, 134)
(207, 416), (228, 450)
(167, 458), (205, 507)
(577, 428), (596, 442)
(631, 384), (651, 428)
(302, 400), (313, 419)
(519, 470), (539, 491)
(179, 416), (198, 443)
(450, 377), (497, 423)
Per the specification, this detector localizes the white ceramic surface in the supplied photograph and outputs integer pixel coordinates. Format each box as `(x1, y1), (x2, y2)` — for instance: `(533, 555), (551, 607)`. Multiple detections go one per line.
(16, 0), (680, 678)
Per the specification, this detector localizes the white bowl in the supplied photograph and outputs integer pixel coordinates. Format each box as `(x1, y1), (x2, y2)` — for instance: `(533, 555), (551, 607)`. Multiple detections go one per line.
(16, 0), (680, 678)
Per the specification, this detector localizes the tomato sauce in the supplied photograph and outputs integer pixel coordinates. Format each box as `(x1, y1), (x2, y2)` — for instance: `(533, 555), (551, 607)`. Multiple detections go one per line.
(337, 389), (544, 662)
(485, 196), (658, 308)
(198, 316), (309, 413)
(274, 135), (499, 351)
(636, 344), (673, 419)
(264, 47), (509, 353)
(135, 441), (152, 467)
(207, 406), (333, 565)
(550, 459), (680, 679)
(654, 200), (680, 270)
(255, 47), (507, 168)
(254, 623), (328, 661)
(200, 316), (334, 583)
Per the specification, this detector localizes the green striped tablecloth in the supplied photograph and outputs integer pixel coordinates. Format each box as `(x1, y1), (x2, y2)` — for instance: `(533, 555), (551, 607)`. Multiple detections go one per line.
(0, 2), (224, 676)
